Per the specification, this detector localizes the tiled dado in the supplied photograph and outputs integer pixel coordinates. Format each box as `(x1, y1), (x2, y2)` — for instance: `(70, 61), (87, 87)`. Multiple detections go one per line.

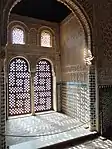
(61, 82), (90, 124)
(0, 70), (6, 149)
(99, 85), (112, 137)
(89, 65), (96, 130)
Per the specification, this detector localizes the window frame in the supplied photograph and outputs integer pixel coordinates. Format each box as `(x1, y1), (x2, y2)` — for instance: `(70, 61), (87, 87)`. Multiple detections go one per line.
(11, 25), (26, 45)
(34, 59), (53, 112)
(40, 30), (53, 48)
(8, 57), (31, 117)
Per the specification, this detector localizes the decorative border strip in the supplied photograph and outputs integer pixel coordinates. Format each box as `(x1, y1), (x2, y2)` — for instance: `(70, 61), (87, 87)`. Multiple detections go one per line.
(98, 85), (112, 88)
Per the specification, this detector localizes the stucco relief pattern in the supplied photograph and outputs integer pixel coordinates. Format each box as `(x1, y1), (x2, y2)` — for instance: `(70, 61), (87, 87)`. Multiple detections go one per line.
(98, 67), (112, 85)
(98, 17), (112, 66)
(60, 13), (85, 69)
(96, 1), (112, 84)
(95, 0), (112, 137)
(62, 65), (89, 83)
(60, 13), (89, 82)
(103, 18), (112, 62)
(29, 28), (37, 45)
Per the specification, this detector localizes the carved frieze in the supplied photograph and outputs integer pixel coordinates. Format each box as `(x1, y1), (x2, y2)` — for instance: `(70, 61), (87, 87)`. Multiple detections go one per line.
(98, 67), (112, 84)
(62, 64), (89, 82)
(62, 64), (89, 73)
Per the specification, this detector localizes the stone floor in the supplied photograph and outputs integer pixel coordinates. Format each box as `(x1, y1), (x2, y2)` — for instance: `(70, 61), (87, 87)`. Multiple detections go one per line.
(7, 111), (95, 149)
(67, 136), (112, 149)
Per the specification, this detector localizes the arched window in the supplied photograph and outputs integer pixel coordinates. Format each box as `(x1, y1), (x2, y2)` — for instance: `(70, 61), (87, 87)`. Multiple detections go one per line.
(12, 27), (25, 44)
(34, 60), (53, 112)
(8, 58), (31, 116)
(41, 30), (52, 47)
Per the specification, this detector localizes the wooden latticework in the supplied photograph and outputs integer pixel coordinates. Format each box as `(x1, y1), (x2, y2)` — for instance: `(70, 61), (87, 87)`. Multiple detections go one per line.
(34, 60), (53, 112)
(8, 58), (31, 116)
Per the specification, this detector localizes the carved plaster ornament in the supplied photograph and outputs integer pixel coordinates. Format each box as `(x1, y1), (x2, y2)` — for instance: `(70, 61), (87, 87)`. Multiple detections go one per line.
(84, 49), (94, 65)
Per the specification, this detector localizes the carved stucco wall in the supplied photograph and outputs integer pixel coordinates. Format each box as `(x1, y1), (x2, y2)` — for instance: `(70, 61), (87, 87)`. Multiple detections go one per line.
(60, 13), (90, 124)
(96, 1), (112, 85)
(94, 0), (112, 136)
(60, 13), (88, 82)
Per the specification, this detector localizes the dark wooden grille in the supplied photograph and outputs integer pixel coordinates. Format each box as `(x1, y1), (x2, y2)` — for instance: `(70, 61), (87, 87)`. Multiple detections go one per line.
(8, 58), (31, 116)
(34, 60), (53, 112)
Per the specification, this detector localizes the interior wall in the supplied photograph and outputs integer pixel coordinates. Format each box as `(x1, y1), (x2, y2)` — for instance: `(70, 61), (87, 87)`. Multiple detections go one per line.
(6, 14), (61, 113)
(96, 0), (112, 135)
(60, 13), (90, 123)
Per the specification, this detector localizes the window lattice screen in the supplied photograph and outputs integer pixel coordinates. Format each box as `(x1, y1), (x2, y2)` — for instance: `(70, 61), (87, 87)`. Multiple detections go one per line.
(8, 58), (31, 116)
(12, 28), (25, 44)
(41, 31), (52, 47)
(34, 60), (52, 112)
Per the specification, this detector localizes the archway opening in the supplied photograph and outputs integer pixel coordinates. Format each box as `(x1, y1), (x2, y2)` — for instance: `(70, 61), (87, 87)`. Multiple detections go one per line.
(5, 0), (96, 148)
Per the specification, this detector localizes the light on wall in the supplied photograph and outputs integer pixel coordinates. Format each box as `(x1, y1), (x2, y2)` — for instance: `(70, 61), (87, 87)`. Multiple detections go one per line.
(84, 49), (94, 65)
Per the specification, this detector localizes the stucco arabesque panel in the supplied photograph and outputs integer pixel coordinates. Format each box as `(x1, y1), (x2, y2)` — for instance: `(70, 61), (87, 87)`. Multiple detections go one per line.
(96, 5), (112, 84)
